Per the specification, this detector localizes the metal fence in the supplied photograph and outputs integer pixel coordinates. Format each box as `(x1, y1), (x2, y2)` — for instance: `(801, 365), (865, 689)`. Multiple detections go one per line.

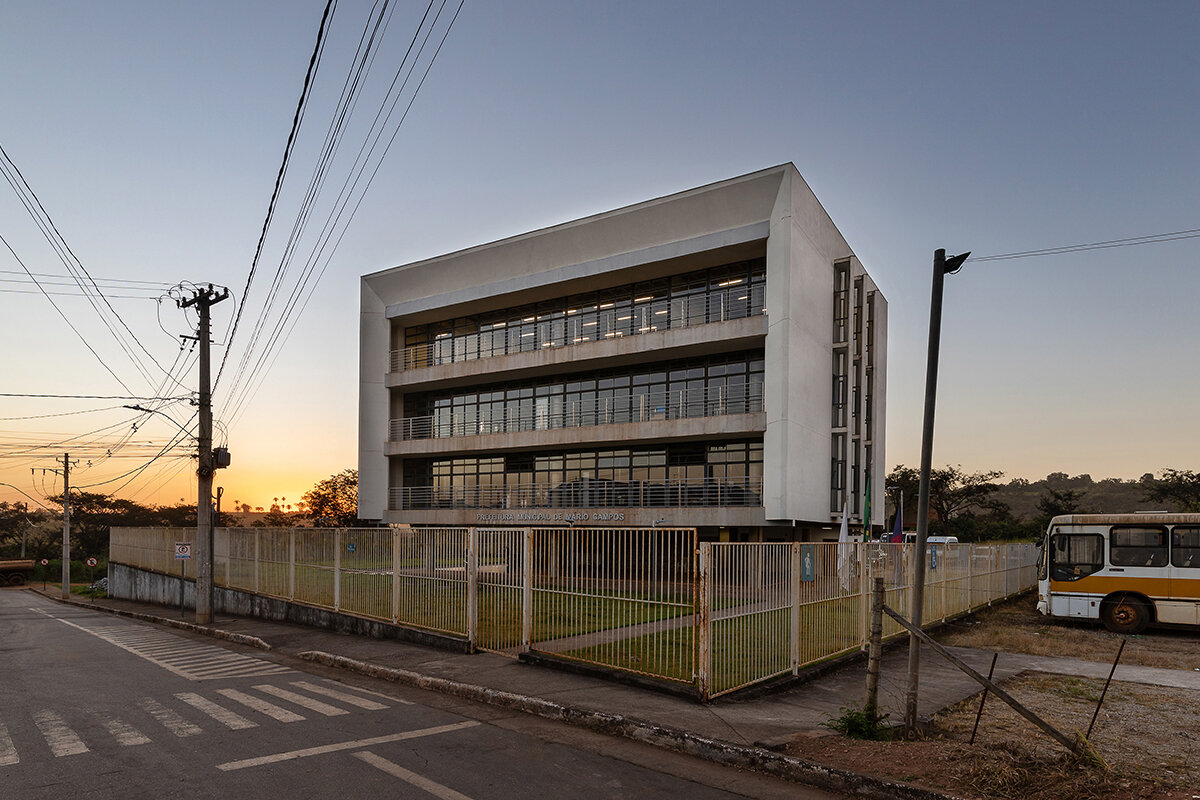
(110, 528), (1037, 700)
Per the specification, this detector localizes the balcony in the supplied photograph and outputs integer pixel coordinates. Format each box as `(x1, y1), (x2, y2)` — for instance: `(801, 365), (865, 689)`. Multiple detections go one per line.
(390, 293), (765, 373)
(390, 387), (763, 441)
(389, 476), (763, 511)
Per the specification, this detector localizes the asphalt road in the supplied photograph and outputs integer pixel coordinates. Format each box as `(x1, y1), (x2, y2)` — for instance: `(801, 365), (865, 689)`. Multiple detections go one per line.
(0, 590), (842, 800)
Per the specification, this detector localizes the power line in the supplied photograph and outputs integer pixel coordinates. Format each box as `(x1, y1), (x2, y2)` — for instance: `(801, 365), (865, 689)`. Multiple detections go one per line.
(0, 405), (125, 421)
(0, 393), (191, 400)
(972, 227), (1200, 263)
(216, 0), (338, 394)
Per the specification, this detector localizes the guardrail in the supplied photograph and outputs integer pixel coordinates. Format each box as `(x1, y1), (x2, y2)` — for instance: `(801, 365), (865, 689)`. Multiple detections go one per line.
(389, 477), (764, 510)
(109, 528), (1037, 700)
(391, 388), (763, 440)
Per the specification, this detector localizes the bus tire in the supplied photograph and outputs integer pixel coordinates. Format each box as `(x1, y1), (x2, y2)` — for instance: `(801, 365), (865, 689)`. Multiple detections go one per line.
(1101, 595), (1150, 634)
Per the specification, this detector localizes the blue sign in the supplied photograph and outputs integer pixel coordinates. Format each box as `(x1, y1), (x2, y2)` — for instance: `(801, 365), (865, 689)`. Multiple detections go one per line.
(800, 544), (815, 582)
(346, 542), (356, 554)
(930, 544), (939, 570)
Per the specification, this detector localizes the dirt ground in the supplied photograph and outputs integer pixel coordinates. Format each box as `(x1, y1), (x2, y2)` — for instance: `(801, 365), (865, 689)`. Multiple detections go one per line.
(784, 596), (1200, 800)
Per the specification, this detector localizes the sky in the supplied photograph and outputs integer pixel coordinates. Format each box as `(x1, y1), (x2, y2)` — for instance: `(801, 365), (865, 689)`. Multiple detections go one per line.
(1, 0), (1198, 511)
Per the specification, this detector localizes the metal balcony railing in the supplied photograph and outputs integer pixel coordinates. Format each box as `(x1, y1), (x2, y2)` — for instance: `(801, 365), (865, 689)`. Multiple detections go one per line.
(389, 290), (765, 372)
(389, 476), (763, 511)
(390, 387), (763, 441)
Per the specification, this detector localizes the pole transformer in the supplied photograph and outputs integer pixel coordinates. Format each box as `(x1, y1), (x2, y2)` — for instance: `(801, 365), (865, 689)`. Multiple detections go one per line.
(179, 284), (229, 625)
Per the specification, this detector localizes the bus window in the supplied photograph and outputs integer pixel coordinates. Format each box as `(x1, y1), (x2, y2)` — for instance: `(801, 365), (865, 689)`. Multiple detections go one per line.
(1110, 526), (1168, 567)
(1173, 526), (1200, 569)
(1050, 533), (1103, 581)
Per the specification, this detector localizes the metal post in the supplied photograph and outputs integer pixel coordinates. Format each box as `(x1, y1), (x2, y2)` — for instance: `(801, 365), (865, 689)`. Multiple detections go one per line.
(696, 542), (711, 700)
(905, 247), (968, 736)
(790, 542), (801, 675)
(334, 529), (342, 612)
(466, 527), (478, 650)
(289, 528), (296, 600)
(61, 453), (70, 599)
(392, 527), (401, 624)
(521, 527), (533, 652)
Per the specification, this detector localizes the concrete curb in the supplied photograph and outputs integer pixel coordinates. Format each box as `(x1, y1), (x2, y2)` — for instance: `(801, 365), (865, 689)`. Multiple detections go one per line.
(299, 650), (970, 800)
(27, 589), (272, 651)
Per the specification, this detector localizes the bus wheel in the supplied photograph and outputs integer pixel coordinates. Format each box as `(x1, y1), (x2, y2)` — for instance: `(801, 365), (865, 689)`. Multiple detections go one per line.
(1102, 596), (1149, 634)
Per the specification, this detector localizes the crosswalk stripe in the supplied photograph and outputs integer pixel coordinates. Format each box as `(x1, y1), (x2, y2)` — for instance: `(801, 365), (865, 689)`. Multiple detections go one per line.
(97, 715), (150, 746)
(0, 721), (18, 765)
(353, 751), (475, 800)
(188, 663), (292, 679)
(138, 698), (202, 737)
(176, 693), (258, 730)
(253, 685), (349, 717)
(289, 681), (388, 710)
(32, 710), (88, 757)
(215, 689), (305, 723)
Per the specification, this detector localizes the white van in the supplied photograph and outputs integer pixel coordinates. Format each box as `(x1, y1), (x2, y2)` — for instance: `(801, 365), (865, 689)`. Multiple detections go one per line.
(901, 533), (959, 545)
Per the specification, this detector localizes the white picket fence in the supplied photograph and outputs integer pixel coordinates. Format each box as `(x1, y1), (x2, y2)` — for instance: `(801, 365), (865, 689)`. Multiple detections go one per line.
(110, 527), (1037, 699)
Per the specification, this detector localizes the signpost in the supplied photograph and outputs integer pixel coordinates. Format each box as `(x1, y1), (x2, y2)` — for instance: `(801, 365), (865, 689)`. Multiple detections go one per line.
(40, 558), (48, 590)
(175, 542), (192, 618)
(86, 556), (97, 590)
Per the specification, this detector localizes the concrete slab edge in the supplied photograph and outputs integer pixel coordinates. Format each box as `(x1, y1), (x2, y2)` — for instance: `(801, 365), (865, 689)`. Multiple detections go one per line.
(298, 649), (970, 800)
(27, 589), (272, 651)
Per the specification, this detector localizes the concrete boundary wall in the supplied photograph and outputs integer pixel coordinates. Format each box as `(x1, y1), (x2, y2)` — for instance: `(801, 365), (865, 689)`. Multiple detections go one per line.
(108, 562), (470, 653)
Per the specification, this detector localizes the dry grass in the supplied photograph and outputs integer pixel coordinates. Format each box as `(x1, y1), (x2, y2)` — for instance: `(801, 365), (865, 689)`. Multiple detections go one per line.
(935, 596), (1200, 670)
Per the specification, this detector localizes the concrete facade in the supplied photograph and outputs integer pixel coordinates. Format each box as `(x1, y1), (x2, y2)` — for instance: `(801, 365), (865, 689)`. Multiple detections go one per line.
(360, 164), (886, 540)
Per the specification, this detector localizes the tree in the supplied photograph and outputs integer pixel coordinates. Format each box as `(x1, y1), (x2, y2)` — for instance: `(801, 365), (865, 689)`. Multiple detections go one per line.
(886, 464), (1005, 538)
(1036, 487), (1084, 519)
(301, 469), (359, 527)
(1142, 468), (1200, 512)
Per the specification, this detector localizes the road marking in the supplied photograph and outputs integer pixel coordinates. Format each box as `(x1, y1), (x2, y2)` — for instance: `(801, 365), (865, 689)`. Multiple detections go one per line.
(176, 693), (258, 730)
(138, 697), (203, 737)
(290, 681), (388, 710)
(32, 710), (89, 757)
(0, 721), (18, 765)
(30, 611), (290, 681)
(96, 715), (151, 746)
(253, 685), (349, 717)
(353, 750), (475, 800)
(321, 678), (413, 705)
(215, 689), (305, 723)
(216, 721), (480, 771)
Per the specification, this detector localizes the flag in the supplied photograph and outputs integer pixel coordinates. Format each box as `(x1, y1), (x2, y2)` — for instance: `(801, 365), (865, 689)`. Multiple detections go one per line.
(862, 474), (872, 541)
(891, 494), (903, 543)
(837, 500), (852, 591)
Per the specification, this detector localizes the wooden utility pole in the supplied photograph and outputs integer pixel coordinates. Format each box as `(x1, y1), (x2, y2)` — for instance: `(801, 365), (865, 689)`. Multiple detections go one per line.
(178, 284), (229, 625)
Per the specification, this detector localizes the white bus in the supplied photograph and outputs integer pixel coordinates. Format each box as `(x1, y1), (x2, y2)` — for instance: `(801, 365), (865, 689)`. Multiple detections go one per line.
(1037, 513), (1200, 633)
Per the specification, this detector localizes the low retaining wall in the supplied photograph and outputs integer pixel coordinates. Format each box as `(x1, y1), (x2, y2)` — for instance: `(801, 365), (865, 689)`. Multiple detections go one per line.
(107, 562), (470, 653)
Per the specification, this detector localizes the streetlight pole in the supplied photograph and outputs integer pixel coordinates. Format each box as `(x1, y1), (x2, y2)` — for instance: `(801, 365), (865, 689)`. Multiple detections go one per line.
(904, 248), (969, 736)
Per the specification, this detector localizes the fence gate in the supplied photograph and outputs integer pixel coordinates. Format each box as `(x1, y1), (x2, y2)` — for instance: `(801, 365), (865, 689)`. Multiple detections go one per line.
(470, 527), (528, 654)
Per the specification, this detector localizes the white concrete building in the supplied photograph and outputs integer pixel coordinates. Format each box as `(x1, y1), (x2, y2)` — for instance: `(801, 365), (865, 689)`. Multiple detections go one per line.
(359, 164), (886, 541)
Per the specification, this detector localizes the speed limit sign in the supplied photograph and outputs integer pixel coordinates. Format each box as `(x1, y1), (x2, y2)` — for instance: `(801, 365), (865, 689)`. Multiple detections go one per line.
(86, 557), (98, 567)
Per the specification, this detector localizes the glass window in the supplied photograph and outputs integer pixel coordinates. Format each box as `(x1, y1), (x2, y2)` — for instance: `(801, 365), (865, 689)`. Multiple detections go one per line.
(1172, 526), (1200, 568)
(1110, 526), (1168, 567)
(1050, 532), (1104, 580)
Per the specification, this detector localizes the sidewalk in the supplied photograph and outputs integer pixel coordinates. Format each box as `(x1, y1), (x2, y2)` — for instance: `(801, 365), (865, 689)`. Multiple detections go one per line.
(31, 589), (1200, 798)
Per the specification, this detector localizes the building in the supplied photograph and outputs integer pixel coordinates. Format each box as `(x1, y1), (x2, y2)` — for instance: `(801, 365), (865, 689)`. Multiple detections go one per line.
(359, 164), (886, 541)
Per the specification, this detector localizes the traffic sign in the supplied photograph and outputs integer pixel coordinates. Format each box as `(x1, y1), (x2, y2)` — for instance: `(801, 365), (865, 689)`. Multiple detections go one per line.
(85, 557), (98, 567)
(40, 559), (48, 566)
(174, 542), (192, 560)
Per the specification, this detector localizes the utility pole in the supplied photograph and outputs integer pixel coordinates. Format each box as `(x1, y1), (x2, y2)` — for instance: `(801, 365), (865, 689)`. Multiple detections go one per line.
(178, 284), (229, 625)
(904, 248), (969, 736)
(61, 453), (70, 599)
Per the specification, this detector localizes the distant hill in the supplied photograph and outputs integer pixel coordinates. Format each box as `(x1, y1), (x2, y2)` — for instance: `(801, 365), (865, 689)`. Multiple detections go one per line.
(993, 472), (1162, 520)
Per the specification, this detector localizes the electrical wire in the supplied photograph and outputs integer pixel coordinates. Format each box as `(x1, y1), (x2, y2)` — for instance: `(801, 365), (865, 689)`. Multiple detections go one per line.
(971, 227), (1200, 263)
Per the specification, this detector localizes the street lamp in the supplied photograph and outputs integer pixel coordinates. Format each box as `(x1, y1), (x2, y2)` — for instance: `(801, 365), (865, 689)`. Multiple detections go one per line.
(904, 248), (969, 737)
